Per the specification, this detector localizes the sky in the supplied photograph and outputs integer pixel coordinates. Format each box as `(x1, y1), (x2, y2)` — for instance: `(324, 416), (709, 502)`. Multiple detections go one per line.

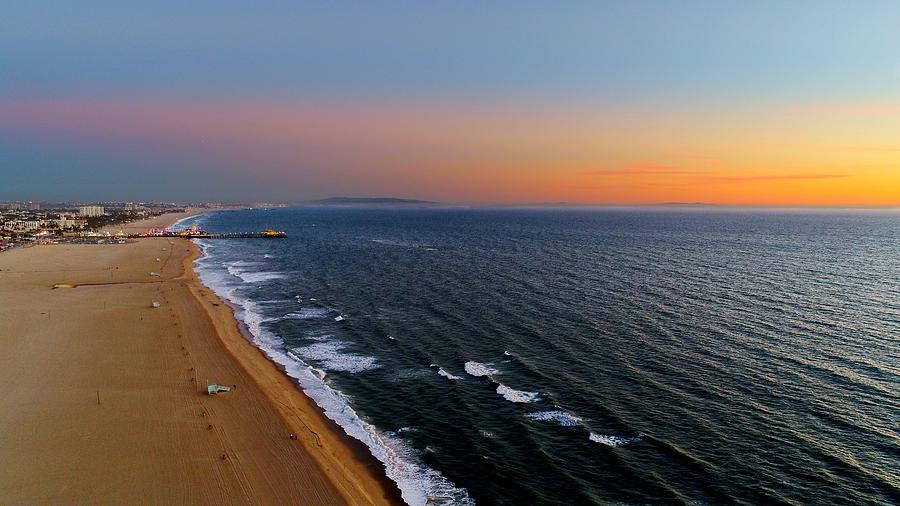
(1, 1), (899, 205)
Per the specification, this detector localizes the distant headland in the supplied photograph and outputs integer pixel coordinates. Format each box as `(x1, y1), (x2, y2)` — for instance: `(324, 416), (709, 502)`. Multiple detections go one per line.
(650, 202), (720, 208)
(302, 197), (439, 207)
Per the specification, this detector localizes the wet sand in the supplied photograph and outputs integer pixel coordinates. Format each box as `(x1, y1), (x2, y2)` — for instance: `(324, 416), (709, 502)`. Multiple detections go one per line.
(0, 212), (400, 505)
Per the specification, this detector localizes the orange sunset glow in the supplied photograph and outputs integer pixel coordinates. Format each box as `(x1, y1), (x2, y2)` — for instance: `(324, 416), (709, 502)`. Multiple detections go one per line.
(2, 98), (898, 205)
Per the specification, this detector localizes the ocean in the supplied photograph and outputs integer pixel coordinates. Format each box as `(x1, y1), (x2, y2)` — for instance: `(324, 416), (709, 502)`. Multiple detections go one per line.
(176, 208), (899, 505)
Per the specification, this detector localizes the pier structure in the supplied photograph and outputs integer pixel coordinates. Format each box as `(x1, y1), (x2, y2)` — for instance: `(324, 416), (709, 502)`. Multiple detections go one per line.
(178, 230), (287, 239)
(138, 225), (286, 239)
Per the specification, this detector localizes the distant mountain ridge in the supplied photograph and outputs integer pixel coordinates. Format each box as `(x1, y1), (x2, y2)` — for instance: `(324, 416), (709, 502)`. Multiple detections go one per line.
(304, 197), (438, 207)
(651, 202), (720, 208)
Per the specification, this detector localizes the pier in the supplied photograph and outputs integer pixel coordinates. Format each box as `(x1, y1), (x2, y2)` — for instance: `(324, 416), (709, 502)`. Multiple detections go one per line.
(182, 231), (287, 239)
(134, 226), (287, 239)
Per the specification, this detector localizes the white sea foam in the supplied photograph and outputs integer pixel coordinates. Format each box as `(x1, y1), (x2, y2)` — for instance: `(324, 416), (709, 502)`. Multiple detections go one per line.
(278, 307), (330, 320)
(464, 361), (499, 378)
(194, 239), (474, 506)
(496, 383), (539, 403)
(303, 332), (335, 342)
(228, 260), (263, 267)
(293, 341), (379, 373)
(525, 410), (582, 426)
(463, 361), (537, 402)
(234, 270), (287, 283)
(437, 368), (462, 381)
(225, 260), (286, 283)
(589, 432), (644, 447)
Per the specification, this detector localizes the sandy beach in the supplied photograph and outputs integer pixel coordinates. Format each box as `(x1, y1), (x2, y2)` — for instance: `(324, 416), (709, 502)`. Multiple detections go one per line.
(0, 212), (400, 505)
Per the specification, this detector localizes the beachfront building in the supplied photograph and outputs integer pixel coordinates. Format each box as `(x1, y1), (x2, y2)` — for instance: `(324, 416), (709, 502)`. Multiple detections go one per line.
(125, 202), (149, 211)
(124, 202), (151, 215)
(3, 220), (46, 232)
(79, 206), (105, 217)
(56, 217), (87, 230)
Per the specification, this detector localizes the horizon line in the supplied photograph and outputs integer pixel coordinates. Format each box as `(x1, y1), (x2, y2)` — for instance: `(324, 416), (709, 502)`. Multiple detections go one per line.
(4, 198), (899, 211)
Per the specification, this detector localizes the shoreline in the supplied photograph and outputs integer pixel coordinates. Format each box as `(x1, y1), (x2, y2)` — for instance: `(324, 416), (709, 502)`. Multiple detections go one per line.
(0, 211), (401, 505)
(177, 214), (406, 504)
(184, 214), (474, 506)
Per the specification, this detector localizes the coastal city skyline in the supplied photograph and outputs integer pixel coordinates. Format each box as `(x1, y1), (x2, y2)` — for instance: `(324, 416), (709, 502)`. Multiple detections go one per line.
(3, 2), (900, 206)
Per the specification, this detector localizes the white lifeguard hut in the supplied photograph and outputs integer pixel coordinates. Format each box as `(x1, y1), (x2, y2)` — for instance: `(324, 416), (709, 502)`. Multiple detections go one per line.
(207, 383), (231, 395)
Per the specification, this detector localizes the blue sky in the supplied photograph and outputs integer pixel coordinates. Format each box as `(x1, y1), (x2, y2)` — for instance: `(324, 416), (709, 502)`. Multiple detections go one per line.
(4, 2), (898, 100)
(2, 2), (899, 203)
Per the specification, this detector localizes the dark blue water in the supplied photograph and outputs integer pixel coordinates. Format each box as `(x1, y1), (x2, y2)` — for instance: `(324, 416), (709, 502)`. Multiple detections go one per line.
(181, 208), (900, 505)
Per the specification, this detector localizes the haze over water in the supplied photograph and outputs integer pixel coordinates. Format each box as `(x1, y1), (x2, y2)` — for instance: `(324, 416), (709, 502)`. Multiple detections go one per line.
(182, 208), (899, 505)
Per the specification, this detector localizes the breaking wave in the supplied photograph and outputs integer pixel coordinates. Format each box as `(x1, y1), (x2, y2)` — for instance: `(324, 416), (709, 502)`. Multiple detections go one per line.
(293, 341), (379, 373)
(589, 432), (644, 447)
(464, 361), (499, 378)
(225, 261), (286, 283)
(496, 383), (539, 403)
(437, 367), (463, 380)
(525, 410), (583, 426)
(273, 307), (330, 321)
(193, 238), (473, 505)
